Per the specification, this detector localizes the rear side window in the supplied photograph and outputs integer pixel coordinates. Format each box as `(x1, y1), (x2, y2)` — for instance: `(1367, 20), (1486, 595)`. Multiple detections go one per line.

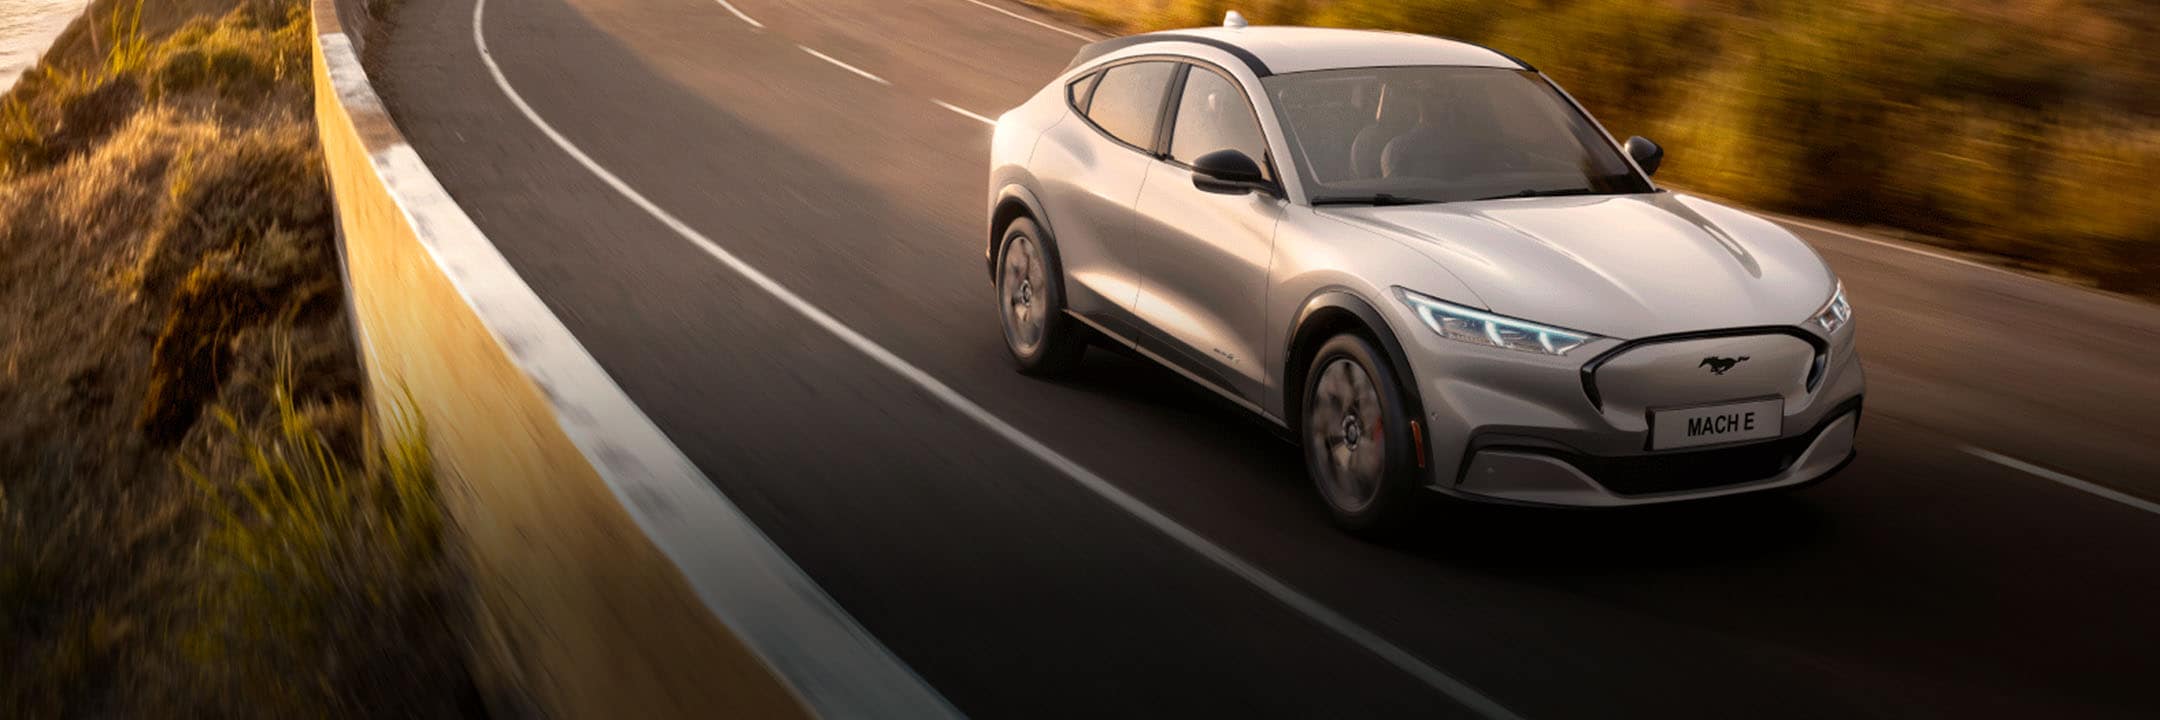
(1083, 61), (1177, 150)
(1068, 72), (1100, 112)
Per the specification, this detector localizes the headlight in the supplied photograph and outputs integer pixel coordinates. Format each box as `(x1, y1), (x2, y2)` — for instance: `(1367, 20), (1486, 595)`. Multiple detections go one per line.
(1397, 288), (1597, 356)
(1810, 282), (1852, 334)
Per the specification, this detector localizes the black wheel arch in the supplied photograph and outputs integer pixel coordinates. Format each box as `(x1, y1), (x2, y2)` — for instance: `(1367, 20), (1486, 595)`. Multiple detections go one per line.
(1284, 289), (1426, 437)
(989, 185), (1051, 281)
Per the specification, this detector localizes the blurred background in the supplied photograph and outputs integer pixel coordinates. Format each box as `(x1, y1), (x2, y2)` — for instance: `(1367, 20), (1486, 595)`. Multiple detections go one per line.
(1037, 0), (2160, 297)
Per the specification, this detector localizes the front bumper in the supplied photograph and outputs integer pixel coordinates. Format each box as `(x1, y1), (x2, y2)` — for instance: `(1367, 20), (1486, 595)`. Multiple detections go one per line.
(1453, 400), (1859, 507)
(1398, 319), (1866, 508)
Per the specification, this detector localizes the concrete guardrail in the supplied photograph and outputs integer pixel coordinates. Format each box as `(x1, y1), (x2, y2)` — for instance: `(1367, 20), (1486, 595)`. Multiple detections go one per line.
(308, 0), (956, 716)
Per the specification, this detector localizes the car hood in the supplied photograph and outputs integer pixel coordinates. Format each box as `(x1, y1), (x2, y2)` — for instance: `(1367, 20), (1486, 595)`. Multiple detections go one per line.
(1320, 193), (1837, 339)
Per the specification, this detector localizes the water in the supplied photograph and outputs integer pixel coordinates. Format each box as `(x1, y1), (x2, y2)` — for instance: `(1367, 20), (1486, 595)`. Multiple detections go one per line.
(2, 0), (89, 92)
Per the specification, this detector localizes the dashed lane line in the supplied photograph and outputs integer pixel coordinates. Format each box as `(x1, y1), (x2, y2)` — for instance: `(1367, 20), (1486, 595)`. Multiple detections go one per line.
(932, 99), (995, 125)
(960, 0), (1096, 41)
(798, 45), (891, 85)
(1965, 447), (2160, 517)
(714, 0), (763, 28)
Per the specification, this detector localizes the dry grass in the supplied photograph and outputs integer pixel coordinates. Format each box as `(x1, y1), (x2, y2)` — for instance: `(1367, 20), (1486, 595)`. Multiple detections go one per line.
(1031, 0), (2160, 298)
(1, 0), (472, 716)
(178, 382), (470, 718)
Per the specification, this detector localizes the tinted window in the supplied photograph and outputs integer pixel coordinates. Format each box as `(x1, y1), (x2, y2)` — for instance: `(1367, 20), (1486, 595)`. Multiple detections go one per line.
(1068, 72), (1100, 112)
(1084, 61), (1177, 150)
(1169, 67), (1271, 181)
(1263, 66), (1652, 204)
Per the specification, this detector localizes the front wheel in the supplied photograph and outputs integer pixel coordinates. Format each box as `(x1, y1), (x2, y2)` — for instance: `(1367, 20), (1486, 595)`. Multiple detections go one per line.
(996, 218), (1085, 375)
(1302, 333), (1426, 535)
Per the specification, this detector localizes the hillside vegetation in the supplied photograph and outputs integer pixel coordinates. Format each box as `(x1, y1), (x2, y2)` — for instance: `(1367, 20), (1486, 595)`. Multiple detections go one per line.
(0, 0), (471, 715)
(1034, 0), (2160, 297)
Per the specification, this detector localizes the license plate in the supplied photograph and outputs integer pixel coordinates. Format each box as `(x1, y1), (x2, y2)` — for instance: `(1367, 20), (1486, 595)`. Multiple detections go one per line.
(1651, 398), (1783, 450)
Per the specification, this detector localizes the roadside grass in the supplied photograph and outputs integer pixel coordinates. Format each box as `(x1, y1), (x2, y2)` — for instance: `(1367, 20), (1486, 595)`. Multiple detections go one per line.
(1, 0), (473, 716)
(180, 381), (471, 718)
(2, 0), (310, 177)
(1027, 0), (2160, 299)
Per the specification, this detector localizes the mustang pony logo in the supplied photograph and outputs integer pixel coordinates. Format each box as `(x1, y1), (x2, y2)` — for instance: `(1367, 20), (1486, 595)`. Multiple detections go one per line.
(1699, 356), (1750, 375)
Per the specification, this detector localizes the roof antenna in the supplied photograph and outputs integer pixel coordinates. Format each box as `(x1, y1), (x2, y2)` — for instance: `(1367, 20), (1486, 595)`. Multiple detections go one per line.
(1223, 10), (1248, 29)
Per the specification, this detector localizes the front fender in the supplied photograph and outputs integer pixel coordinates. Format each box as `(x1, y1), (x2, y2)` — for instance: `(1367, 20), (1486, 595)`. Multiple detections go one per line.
(1282, 288), (1426, 428)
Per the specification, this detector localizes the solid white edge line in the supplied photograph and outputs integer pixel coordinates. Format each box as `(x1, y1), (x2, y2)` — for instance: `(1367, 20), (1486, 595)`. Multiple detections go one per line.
(475, 1), (1516, 716)
(713, 0), (763, 28)
(1673, 187), (2027, 280)
(960, 0), (1095, 41)
(1963, 447), (2160, 517)
(1768, 215), (2013, 277)
(798, 45), (890, 85)
(931, 99), (995, 125)
(471, 1), (957, 716)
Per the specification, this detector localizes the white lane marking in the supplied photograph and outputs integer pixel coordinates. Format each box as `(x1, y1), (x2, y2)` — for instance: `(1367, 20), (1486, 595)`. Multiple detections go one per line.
(474, 2), (1514, 716)
(960, 0), (1095, 41)
(931, 99), (994, 125)
(714, 0), (764, 28)
(472, 1), (956, 715)
(797, 45), (890, 85)
(1771, 215), (2014, 277)
(1964, 447), (2160, 517)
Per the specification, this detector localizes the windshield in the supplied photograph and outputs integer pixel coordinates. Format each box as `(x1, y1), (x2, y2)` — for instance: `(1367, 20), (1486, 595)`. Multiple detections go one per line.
(1261, 66), (1652, 204)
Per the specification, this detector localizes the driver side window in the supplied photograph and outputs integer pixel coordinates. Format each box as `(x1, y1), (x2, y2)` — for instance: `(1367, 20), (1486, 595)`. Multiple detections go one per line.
(1168, 66), (1272, 182)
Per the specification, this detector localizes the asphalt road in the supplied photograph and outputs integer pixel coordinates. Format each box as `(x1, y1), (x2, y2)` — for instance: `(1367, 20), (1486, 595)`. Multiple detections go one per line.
(370, 0), (2160, 716)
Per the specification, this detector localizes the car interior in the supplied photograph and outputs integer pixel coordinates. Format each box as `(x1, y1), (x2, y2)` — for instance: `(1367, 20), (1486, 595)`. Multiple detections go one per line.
(1270, 67), (1646, 201)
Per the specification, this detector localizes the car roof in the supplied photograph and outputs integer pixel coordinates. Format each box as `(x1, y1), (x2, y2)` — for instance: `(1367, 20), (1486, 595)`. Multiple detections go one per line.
(1068, 26), (1531, 78)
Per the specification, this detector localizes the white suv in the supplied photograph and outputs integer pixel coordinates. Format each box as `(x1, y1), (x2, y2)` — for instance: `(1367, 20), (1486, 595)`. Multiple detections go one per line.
(983, 19), (1863, 533)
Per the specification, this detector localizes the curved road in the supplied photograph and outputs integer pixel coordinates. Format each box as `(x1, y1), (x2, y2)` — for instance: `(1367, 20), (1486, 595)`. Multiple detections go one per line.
(370, 0), (2160, 716)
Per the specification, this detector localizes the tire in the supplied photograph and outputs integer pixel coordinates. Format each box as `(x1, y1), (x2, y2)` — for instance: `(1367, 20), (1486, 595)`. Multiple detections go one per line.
(995, 218), (1086, 376)
(1301, 333), (1426, 535)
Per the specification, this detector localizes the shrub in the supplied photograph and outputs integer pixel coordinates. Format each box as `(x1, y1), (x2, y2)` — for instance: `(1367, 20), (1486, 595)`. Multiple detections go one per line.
(1313, 0), (1529, 41)
(183, 386), (464, 718)
(1486, 0), (1718, 138)
(1705, 4), (1946, 218)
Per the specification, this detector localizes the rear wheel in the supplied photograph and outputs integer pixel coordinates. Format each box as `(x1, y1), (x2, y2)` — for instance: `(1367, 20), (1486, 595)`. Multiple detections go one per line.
(1302, 333), (1425, 535)
(996, 218), (1085, 375)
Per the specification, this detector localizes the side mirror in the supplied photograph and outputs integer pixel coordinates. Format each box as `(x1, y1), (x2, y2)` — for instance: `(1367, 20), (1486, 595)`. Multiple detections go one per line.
(1191, 149), (1269, 195)
(1624, 136), (1663, 177)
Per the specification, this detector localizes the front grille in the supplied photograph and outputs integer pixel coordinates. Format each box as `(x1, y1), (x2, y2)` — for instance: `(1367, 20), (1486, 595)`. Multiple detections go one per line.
(1563, 433), (1814, 496)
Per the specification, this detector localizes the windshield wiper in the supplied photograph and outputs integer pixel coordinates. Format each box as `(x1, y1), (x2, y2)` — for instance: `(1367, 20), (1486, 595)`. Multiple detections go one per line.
(1471, 187), (1600, 201)
(1309, 193), (1446, 207)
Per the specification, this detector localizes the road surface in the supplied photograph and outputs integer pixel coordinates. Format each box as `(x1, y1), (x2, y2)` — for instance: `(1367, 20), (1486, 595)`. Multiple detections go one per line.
(369, 0), (2160, 716)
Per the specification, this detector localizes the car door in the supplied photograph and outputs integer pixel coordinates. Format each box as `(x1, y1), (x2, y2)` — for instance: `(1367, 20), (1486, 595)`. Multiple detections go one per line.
(1130, 62), (1287, 405)
(1028, 60), (1180, 327)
